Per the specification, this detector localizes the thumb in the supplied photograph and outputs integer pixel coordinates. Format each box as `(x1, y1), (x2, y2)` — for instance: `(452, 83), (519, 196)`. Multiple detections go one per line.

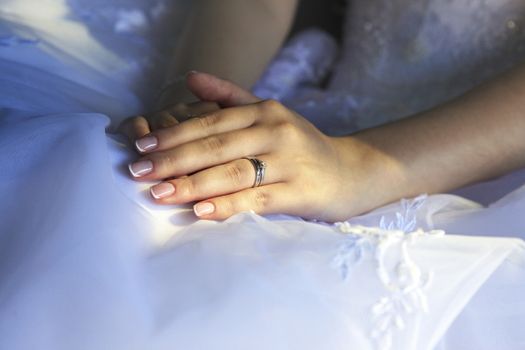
(185, 71), (261, 107)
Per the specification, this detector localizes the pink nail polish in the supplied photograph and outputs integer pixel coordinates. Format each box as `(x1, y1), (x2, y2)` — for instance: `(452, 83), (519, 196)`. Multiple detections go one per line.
(128, 160), (153, 177)
(135, 136), (158, 153)
(194, 202), (215, 217)
(150, 183), (175, 199)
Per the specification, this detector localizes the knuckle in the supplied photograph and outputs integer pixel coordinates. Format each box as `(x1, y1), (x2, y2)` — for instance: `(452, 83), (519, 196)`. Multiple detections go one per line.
(153, 111), (177, 128)
(276, 121), (301, 140)
(260, 99), (282, 112)
(219, 198), (236, 217)
(179, 177), (196, 198)
(155, 152), (177, 174)
(124, 115), (147, 131)
(202, 135), (225, 155)
(225, 163), (244, 186)
(253, 189), (270, 211)
(164, 153), (176, 167)
(197, 113), (219, 130)
(132, 115), (146, 124)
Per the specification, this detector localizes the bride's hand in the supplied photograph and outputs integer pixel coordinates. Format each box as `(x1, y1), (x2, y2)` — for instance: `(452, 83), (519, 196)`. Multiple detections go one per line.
(126, 72), (395, 222)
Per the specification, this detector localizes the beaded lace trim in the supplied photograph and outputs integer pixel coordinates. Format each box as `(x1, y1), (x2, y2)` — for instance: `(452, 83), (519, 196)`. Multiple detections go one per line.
(332, 195), (444, 350)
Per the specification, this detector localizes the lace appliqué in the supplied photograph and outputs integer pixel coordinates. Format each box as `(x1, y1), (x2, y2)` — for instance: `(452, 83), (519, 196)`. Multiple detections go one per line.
(331, 195), (444, 350)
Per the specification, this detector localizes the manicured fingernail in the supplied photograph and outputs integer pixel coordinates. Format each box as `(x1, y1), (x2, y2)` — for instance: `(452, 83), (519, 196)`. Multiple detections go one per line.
(194, 202), (215, 217)
(135, 135), (158, 153)
(128, 160), (153, 177)
(150, 182), (175, 199)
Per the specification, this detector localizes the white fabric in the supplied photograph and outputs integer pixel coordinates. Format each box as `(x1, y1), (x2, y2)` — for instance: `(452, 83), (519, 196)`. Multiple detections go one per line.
(1, 1), (525, 349)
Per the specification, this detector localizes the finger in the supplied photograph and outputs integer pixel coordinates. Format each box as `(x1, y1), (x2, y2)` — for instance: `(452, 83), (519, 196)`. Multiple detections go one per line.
(192, 183), (298, 220)
(186, 71), (261, 107)
(129, 126), (273, 180)
(134, 102), (267, 154)
(148, 101), (220, 131)
(118, 115), (151, 144)
(167, 101), (220, 120)
(148, 110), (179, 130)
(149, 156), (280, 204)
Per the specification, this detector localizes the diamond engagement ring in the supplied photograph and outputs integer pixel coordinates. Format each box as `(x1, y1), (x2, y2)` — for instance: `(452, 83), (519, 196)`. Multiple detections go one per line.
(243, 157), (267, 188)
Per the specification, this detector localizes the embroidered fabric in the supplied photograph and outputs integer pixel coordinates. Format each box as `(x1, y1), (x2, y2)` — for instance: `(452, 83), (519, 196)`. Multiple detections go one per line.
(258, 0), (525, 135)
(333, 196), (445, 350)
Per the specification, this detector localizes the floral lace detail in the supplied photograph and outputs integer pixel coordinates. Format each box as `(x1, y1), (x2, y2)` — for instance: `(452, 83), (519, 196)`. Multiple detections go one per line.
(332, 195), (444, 350)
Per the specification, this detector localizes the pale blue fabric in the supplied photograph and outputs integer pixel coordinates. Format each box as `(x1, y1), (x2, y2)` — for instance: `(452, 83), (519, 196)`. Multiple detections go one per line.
(1, 1), (525, 349)
(257, 0), (525, 135)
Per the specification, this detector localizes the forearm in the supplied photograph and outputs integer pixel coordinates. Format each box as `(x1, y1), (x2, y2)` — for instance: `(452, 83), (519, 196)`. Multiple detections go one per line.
(340, 62), (525, 204)
(159, 0), (298, 106)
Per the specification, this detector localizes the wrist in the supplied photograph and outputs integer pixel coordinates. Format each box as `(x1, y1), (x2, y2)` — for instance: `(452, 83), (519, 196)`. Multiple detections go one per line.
(331, 134), (411, 216)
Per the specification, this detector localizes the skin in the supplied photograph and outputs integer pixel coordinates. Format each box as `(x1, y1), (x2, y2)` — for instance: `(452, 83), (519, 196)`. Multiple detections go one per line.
(127, 0), (298, 138)
(156, 0), (298, 109)
(120, 1), (525, 222)
(121, 68), (525, 222)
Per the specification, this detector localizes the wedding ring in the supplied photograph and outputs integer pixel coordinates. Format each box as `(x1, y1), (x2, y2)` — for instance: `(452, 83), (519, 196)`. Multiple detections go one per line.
(243, 157), (267, 188)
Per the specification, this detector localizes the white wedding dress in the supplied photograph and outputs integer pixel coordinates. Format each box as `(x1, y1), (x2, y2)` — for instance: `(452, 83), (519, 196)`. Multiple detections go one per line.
(1, 1), (524, 349)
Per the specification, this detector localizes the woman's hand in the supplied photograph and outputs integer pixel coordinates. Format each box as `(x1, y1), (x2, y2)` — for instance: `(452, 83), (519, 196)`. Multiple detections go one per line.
(124, 72), (398, 222)
(124, 62), (525, 222)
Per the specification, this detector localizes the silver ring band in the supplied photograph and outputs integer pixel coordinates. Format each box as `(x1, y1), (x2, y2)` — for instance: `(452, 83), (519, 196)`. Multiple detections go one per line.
(243, 157), (267, 188)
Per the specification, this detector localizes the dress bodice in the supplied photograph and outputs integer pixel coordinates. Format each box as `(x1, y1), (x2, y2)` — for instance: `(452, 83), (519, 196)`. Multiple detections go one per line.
(330, 0), (525, 126)
(255, 0), (525, 135)
(2, 0), (525, 128)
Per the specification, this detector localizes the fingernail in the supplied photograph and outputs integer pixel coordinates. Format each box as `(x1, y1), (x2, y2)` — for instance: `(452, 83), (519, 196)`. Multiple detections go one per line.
(150, 182), (175, 199)
(186, 70), (198, 77)
(194, 202), (215, 217)
(135, 135), (158, 153)
(128, 160), (153, 177)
